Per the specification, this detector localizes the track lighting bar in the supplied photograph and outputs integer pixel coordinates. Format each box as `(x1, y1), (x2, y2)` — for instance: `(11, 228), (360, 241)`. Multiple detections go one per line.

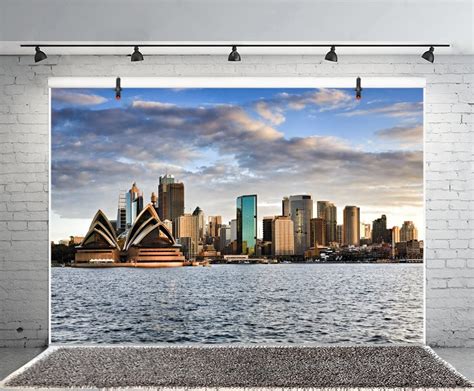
(21, 44), (449, 48)
(26, 43), (449, 63)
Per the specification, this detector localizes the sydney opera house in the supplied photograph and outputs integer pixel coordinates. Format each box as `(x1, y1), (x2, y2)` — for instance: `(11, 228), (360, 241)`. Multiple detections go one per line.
(75, 204), (186, 267)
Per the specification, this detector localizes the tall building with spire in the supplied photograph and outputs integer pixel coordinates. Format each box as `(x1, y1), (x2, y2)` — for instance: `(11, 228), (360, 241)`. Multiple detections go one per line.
(125, 182), (143, 228)
(158, 174), (184, 223)
(343, 206), (360, 246)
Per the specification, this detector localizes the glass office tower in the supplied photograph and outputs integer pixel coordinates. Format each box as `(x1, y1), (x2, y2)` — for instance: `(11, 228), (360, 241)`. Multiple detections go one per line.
(236, 195), (257, 256)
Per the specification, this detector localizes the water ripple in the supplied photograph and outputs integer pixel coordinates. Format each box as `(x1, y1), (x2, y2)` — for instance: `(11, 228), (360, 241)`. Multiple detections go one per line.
(51, 264), (423, 345)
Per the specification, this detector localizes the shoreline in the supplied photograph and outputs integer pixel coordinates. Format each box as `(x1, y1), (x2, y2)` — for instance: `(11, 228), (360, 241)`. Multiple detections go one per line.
(52, 260), (423, 268)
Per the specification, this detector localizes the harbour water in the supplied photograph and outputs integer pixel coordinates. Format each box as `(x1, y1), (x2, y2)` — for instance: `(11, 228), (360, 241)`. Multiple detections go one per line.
(51, 263), (423, 344)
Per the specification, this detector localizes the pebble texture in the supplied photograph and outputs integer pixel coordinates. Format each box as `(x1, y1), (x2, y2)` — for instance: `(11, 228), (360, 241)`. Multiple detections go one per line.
(5, 346), (472, 388)
(0, 54), (473, 348)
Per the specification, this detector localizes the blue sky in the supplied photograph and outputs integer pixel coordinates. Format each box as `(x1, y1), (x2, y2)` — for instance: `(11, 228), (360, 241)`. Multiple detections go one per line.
(51, 87), (423, 242)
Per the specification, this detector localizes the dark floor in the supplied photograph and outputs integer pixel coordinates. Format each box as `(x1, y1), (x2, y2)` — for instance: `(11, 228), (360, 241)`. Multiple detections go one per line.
(1, 346), (472, 389)
(0, 346), (472, 388)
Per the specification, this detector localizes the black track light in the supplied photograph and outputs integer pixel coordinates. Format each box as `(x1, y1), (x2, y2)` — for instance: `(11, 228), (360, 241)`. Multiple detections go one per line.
(34, 46), (47, 63)
(422, 46), (435, 63)
(228, 45), (241, 62)
(131, 46), (144, 62)
(355, 77), (362, 100)
(325, 46), (337, 62)
(115, 77), (122, 100)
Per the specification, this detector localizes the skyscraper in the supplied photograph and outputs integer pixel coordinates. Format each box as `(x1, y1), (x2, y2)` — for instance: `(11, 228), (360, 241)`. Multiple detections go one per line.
(208, 216), (222, 239)
(218, 224), (231, 252)
(282, 197), (290, 217)
(236, 195), (257, 255)
(310, 217), (326, 247)
(272, 216), (294, 256)
(174, 213), (199, 258)
(262, 216), (274, 242)
(392, 226), (400, 243)
(400, 221), (418, 242)
(336, 224), (343, 245)
(343, 206), (360, 246)
(372, 214), (391, 244)
(158, 174), (184, 222)
(362, 223), (371, 240)
(125, 182), (143, 228)
(317, 201), (337, 243)
(116, 191), (127, 233)
(287, 195), (313, 255)
(192, 206), (205, 244)
(230, 219), (237, 242)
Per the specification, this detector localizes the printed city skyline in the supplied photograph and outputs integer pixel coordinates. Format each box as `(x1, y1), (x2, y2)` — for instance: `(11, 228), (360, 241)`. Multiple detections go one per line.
(51, 87), (423, 242)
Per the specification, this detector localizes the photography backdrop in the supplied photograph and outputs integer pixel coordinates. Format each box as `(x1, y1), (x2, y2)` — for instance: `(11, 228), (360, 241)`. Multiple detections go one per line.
(0, 55), (472, 348)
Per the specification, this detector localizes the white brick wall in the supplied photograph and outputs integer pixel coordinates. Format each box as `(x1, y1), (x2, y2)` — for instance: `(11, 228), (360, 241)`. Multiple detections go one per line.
(0, 54), (472, 347)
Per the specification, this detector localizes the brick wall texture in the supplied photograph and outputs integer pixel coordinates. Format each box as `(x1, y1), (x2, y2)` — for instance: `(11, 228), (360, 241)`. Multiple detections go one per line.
(0, 54), (472, 347)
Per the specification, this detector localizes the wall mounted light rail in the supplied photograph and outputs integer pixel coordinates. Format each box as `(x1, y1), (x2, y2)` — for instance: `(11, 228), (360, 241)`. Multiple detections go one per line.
(22, 43), (449, 63)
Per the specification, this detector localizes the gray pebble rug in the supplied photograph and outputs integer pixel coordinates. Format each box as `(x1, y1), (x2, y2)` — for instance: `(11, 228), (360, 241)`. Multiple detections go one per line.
(2, 345), (472, 390)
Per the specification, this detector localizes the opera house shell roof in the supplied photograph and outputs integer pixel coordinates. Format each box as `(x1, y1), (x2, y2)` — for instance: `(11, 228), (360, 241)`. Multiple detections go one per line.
(75, 204), (185, 267)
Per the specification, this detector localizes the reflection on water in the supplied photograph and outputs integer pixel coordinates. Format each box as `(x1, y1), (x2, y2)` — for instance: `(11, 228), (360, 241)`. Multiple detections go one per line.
(51, 263), (423, 344)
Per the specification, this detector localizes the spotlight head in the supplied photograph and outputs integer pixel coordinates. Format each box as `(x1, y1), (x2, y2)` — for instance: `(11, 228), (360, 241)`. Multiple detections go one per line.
(422, 46), (435, 63)
(131, 46), (144, 62)
(355, 76), (362, 100)
(325, 46), (337, 62)
(115, 77), (122, 100)
(228, 45), (241, 62)
(34, 46), (47, 63)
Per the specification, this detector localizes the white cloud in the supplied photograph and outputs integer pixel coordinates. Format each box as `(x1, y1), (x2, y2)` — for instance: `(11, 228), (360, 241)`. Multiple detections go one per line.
(53, 90), (107, 105)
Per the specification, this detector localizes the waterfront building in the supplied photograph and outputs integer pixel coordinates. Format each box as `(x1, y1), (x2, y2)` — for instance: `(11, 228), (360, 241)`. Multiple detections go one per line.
(157, 174), (184, 223)
(392, 226), (400, 243)
(317, 201), (337, 243)
(176, 237), (193, 259)
(396, 239), (423, 259)
(75, 205), (185, 266)
(400, 221), (418, 242)
(116, 191), (127, 233)
(272, 216), (294, 256)
(162, 219), (173, 234)
(125, 182), (143, 228)
(236, 194), (257, 256)
(287, 195), (313, 255)
(372, 214), (391, 244)
(174, 213), (200, 258)
(365, 223), (371, 240)
(193, 206), (206, 243)
(230, 219), (237, 242)
(310, 217), (326, 247)
(343, 206), (360, 246)
(208, 215), (222, 239)
(218, 224), (231, 252)
(336, 224), (343, 245)
(263, 216), (274, 242)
